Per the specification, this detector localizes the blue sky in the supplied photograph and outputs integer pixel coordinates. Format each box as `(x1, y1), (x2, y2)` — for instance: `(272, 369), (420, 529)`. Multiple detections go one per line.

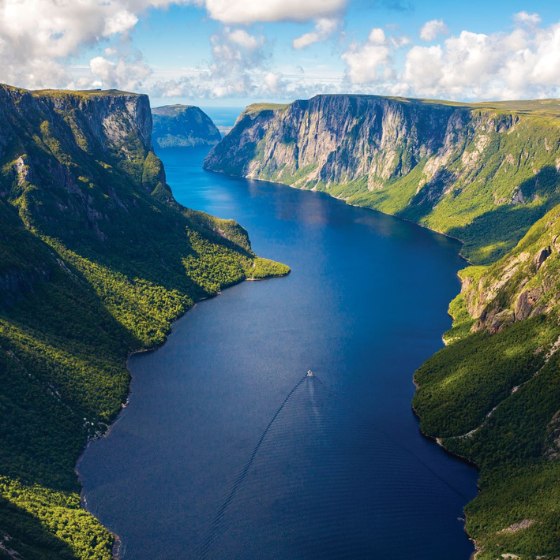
(0, 0), (559, 107)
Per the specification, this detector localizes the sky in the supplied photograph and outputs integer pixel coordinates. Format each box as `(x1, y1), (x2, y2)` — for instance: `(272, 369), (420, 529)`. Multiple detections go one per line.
(0, 0), (559, 107)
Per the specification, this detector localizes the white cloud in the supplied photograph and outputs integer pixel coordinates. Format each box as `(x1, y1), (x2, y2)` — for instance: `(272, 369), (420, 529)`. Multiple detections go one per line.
(263, 71), (282, 93)
(514, 11), (541, 26)
(203, 0), (347, 24)
(0, 0), (347, 93)
(153, 62), (343, 101)
(227, 28), (263, 50)
(403, 45), (443, 91)
(1, 1), (558, 105)
(293, 17), (338, 49)
(420, 19), (448, 41)
(341, 27), (409, 85)
(0, 0), (189, 90)
(342, 17), (560, 101)
(153, 27), (272, 99)
(103, 10), (139, 36)
(89, 53), (152, 91)
(368, 27), (386, 44)
(405, 24), (560, 99)
(342, 48), (391, 85)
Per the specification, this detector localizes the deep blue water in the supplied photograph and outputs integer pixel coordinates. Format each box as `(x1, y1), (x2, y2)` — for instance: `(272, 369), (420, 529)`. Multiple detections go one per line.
(79, 145), (478, 559)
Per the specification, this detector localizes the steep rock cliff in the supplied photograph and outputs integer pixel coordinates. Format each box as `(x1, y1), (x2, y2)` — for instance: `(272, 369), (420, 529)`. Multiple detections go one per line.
(205, 95), (560, 263)
(152, 104), (221, 148)
(454, 205), (560, 335)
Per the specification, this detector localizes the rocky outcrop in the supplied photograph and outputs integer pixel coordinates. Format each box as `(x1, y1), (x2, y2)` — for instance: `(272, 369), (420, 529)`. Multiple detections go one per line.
(0, 85), (172, 250)
(454, 205), (560, 334)
(152, 105), (220, 148)
(534, 247), (551, 270)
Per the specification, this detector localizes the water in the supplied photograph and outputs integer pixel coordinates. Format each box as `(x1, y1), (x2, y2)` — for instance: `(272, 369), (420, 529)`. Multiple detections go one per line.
(201, 107), (242, 135)
(79, 145), (478, 559)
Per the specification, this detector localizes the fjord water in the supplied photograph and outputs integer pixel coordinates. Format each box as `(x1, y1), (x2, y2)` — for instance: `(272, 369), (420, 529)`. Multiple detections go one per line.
(79, 145), (478, 559)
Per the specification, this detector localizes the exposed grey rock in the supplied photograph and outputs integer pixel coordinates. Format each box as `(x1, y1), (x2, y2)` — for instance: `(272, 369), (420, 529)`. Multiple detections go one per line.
(515, 289), (543, 321)
(204, 95), (516, 199)
(534, 246), (552, 270)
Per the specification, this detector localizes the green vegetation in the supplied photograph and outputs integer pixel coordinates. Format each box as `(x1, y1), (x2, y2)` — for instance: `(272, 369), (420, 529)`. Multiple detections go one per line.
(415, 317), (559, 437)
(248, 257), (291, 279)
(0, 85), (288, 558)
(243, 103), (289, 114)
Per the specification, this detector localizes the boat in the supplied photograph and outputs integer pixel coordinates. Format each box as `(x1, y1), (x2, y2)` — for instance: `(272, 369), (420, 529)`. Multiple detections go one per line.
(306, 369), (314, 377)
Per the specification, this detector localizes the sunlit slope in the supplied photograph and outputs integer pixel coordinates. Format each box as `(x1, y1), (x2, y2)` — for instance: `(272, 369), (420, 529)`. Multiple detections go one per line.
(415, 205), (560, 559)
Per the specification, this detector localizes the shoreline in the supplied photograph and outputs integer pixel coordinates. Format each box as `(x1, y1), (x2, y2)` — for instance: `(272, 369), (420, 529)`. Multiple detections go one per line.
(80, 167), (476, 560)
(75, 294), (206, 560)
(75, 266), (287, 559)
(206, 166), (481, 556)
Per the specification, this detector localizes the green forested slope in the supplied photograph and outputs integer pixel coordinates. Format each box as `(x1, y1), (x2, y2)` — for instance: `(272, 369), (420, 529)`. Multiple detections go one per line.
(0, 85), (288, 559)
(414, 206), (560, 559)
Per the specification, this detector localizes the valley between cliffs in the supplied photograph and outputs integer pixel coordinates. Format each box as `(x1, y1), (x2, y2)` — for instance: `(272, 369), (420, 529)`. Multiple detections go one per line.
(205, 94), (560, 560)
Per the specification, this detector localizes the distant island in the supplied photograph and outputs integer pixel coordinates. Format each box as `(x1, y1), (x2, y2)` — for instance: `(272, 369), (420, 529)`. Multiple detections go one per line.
(152, 104), (221, 148)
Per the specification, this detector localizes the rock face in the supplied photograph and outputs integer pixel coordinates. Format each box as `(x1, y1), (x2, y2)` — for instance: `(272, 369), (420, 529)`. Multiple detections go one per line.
(152, 104), (221, 148)
(206, 94), (560, 263)
(458, 207), (560, 334)
(0, 86), (153, 160)
(0, 86), (172, 248)
(205, 95), (461, 184)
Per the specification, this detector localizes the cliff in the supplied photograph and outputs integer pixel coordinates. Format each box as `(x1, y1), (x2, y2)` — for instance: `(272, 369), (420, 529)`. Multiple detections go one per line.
(152, 104), (221, 148)
(206, 94), (560, 560)
(205, 94), (560, 264)
(0, 85), (287, 559)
